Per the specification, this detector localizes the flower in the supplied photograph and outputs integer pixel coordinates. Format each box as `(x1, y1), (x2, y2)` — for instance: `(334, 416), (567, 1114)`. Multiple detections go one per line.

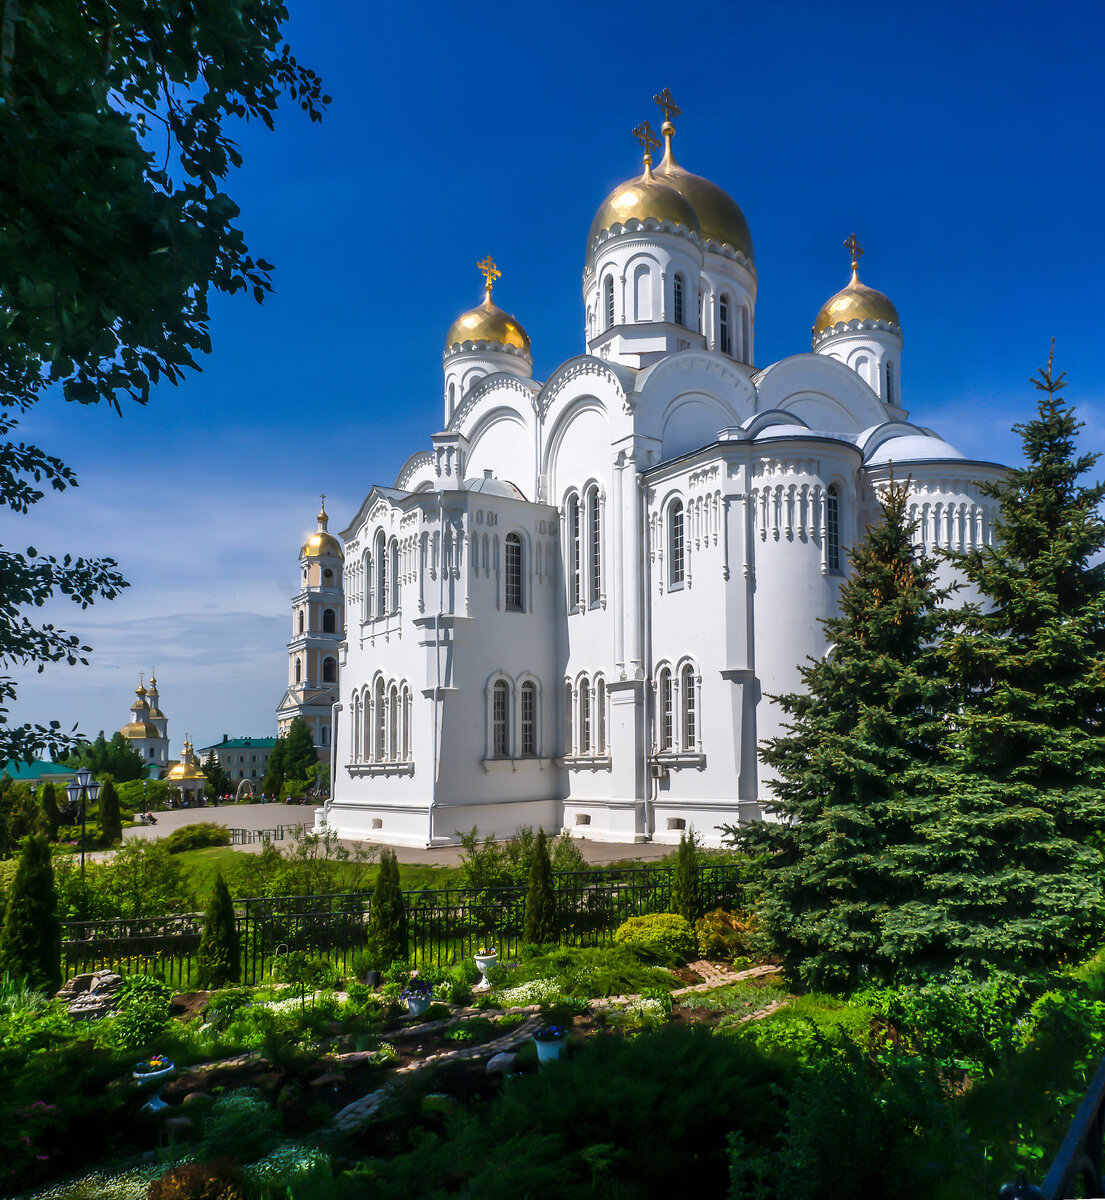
(476, 946), (496, 957)
(533, 1024), (567, 1042)
(135, 1054), (172, 1073)
(402, 977), (434, 999)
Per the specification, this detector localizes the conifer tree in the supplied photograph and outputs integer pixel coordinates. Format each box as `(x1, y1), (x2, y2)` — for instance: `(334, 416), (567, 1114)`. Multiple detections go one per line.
(40, 783), (60, 841)
(196, 873), (241, 989)
(524, 828), (557, 944)
(369, 849), (407, 965)
(97, 778), (122, 846)
(0, 834), (61, 993)
(733, 481), (949, 990)
(896, 348), (1105, 976)
(671, 829), (702, 923)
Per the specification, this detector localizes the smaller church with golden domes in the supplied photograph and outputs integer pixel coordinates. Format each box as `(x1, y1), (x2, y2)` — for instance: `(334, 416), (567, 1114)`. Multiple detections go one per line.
(120, 672), (170, 767)
(320, 90), (1006, 848)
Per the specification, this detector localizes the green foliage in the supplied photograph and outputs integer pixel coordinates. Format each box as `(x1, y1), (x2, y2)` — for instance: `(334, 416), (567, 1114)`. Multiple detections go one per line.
(198, 1089), (283, 1165)
(196, 873), (240, 990)
(165, 822), (232, 854)
(96, 778), (122, 845)
(671, 828), (702, 922)
(261, 736), (286, 796)
(39, 782), (60, 840)
(0, 833), (60, 992)
(272, 951), (337, 1010)
(81, 838), (191, 918)
(458, 824), (587, 902)
(106, 973), (172, 1051)
(68, 732), (147, 785)
(203, 986), (254, 1028)
(613, 912), (696, 964)
(115, 778), (170, 811)
(148, 1158), (247, 1200)
(695, 907), (754, 962)
(282, 717), (319, 787)
(370, 847), (408, 965)
(0, 776), (42, 856)
(524, 827), (557, 944)
(505, 944), (679, 1000)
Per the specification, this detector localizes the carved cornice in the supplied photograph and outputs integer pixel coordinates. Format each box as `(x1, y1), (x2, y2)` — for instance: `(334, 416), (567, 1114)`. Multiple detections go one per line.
(447, 372), (539, 433)
(812, 318), (902, 349)
(395, 451), (434, 490)
(538, 357), (628, 418)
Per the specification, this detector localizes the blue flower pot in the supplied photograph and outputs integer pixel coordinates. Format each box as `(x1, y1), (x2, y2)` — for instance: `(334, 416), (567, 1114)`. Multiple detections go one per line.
(406, 993), (431, 1017)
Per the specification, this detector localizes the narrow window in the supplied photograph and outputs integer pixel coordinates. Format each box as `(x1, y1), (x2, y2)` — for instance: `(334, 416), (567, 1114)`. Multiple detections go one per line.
(595, 678), (606, 755)
(579, 678), (591, 755)
(588, 487), (602, 605)
(375, 532), (387, 618)
(565, 682), (574, 755)
(719, 295), (732, 355)
(659, 668), (674, 751)
(323, 608), (336, 633)
(297, 611), (304, 634)
(827, 485), (841, 572)
(604, 275), (614, 329)
(568, 495), (582, 609)
(294, 658), (302, 684)
(492, 679), (510, 758)
(362, 692), (372, 762)
(886, 361), (895, 405)
(505, 533), (524, 611)
(402, 687), (411, 760)
(448, 381), (456, 411)
(389, 538), (400, 613)
(681, 664), (696, 751)
(388, 685), (398, 759)
(521, 682), (536, 756)
(698, 291), (703, 333)
(673, 274), (684, 326)
(321, 726), (329, 746)
(741, 306), (750, 361)
(322, 657), (337, 684)
(669, 500), (685, 587)
(374, 678), (386, 759)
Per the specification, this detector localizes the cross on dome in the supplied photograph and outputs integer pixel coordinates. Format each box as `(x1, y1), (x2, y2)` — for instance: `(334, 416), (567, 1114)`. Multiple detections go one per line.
(844, 233), (864, 274)
(653, 87), (681, 124)
(633, 120), (660, 168)
(477, 255), (501, 298)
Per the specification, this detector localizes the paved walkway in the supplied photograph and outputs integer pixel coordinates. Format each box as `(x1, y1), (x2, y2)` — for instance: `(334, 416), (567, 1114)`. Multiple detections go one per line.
(122, 802), (676, 866)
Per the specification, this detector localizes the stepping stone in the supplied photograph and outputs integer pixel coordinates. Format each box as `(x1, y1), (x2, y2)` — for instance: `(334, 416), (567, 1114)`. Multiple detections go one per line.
(486, 1052), (516, 1073)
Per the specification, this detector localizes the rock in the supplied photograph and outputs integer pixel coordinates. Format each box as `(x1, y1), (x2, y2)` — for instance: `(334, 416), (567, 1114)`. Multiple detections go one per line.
(181, 1092), (212, 1108)
(310, 1072), (344, 1088)
(486, 1052), (516, 1074)
(161, 1116), (196, 1139)
(57, 971), (124, 1019)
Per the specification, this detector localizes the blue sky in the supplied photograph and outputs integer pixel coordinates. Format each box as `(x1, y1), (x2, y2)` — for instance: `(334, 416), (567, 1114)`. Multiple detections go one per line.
(10, 0), (1105, 754)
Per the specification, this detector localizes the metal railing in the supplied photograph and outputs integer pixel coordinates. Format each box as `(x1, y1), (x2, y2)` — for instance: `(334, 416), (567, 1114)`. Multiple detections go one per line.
(59, 861), (746, 986)
(227, 824), (305, 845)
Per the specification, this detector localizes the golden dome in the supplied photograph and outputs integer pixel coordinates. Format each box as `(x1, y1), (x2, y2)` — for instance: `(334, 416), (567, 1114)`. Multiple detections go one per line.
(814, 238), (900, 336)
(446, 294), (531, 355)
(168, 738), (205, 782)
(121, 720), (159, 739)
(301, 497), (344, 560)
(655, 122), (753, 264)
(587, 162), (699, 254)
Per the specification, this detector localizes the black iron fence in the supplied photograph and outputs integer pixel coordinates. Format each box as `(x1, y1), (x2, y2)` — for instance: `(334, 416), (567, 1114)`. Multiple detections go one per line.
(60, 862), (746, 987)
(227, 824), (305, 846)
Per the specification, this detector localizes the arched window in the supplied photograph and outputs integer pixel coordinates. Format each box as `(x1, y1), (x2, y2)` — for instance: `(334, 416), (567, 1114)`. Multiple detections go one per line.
(362, 551), (371, 622)
(886, 361), (895, 405)
(634, 265), (651, 322)
(352, 692), (362, 761)
(579, 677), (591, 755)
(402, 686), (411, 760)
(595, 677), (606, 755)
(323, 568), (333, 583)
(297, 610), (304, 634)
(827, 485), (841, 572)
(448, 381), (456, 412)
(698, 290), (703, 333)
(741, 306), (750, 361)
(587, 485), (602, 605)
(294, 658), (302, 684)
(719, 294), (732, 355)
(521, 681), (537, 757)
(681, 663), (697, 751)
(658, 667), (674, 751)
(375, 531), (387, 618)
(492, 679), (510, 758)
(669, 499), (685, 587)
(362, 689), (372, 762)
(673, 274), (685, 326)
(567, 494), (582, 610)
(604, 275), (614, 329)
(374, 678), (386, 759)
(505, 533), (524, 611)
(321, 725), (329, 746)
(565, 681), (574, 756)
(322, 657), (337, 684)
(388, 684), (398, 760)
(322, 608), (336, 633)
(389, 538), (399, 613)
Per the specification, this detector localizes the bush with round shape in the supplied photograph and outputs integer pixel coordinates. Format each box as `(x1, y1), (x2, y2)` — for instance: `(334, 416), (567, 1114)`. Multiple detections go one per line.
(164, 823), (232, 854)
(613, 912), (696, 964)
(148, 1158), (246, 1200)
(200, 1088), (282, 1164)
(695, 907), (754, 962)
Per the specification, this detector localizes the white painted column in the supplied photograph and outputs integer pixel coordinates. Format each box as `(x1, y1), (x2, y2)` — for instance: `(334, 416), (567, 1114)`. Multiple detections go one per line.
(621, 449), (643, 679)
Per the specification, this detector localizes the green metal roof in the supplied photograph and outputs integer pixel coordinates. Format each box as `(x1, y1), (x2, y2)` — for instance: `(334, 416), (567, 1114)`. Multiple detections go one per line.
(199, 737), (279, 751)
(2, 760), (76, 781)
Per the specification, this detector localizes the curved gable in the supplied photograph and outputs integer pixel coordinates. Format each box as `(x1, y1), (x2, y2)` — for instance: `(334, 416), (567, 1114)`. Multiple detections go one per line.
(754, 353), (886, 434)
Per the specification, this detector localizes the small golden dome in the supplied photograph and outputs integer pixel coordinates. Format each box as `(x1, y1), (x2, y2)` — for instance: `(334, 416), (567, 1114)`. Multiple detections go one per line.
(168, 738), (205, 782)
(301, 496), (344, 560)
(814, 239), (900, 337)
(121, 720), (159, 739)
(587, 162), (699, 254)
(446, 294), (531, 355)
(655, 122), (753, 264)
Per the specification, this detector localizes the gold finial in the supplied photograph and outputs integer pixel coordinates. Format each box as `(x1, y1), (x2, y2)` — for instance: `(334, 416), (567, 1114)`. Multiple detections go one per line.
(138, 672), (144, 690)
(477, 255), (501, 301)
(844, 233), (864, 277)
(149, 667), (156, 687)
(318, 492), (327, 525)
(633, 120), (660, 171)
(653, 87), (681, 124)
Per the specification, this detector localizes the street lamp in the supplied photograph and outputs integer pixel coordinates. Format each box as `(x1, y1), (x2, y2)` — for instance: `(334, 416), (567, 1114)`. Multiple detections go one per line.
(65, 768), (101, 881)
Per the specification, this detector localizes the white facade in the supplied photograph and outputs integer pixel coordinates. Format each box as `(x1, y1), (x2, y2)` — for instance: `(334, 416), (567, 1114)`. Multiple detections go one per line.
(321, 112), (1004, 848)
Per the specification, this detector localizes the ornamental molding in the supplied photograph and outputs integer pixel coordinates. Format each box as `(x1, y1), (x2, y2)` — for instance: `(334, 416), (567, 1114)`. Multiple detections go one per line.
(537, 357), (628, 418)
(395, 450), (434, 490)
(443, 340), (532, 363)
(448, 372), (539, 433)
(812, 317), (902, 348)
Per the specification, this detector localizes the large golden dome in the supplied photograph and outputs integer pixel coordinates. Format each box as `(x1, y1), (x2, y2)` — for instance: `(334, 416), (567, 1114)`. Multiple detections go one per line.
(301, 498), (343, 560)
(814, 242), (900, 336)
(655, 122), (754, 264)
(445, 294), (531, 355)
(121, 720), (159, 739)
(587, 163), (699, 254)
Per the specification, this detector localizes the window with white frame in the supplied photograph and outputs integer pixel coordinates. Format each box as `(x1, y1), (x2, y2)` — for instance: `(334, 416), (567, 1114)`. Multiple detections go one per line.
(388, 685), (398, 759)
(322, 657), (337, 684)
(374, 677), (386, 759)
(886, 360), (895, 406)
(323, 608), (336, 633)
(680, 663), (697, 750)
(604, 275), (614, 329)
(375, 531), (387, 618)
(673, 273), (684, 326)
(578, 677), (591, 754)
(402, 687), (411, 760)
(658, 667), (674, 750)
(827, 485), (841, 572)
(505, 533), (524, 611)
(564, 681), (574, 755)
(595, 677), (606, 755)
(587, 485), (602, 605)
(669, 499), (685, 587)
(521, 681), (537, 756)
(388, 538), (399, 614)
(567, 494), (582, 609)
(719, 294), (732, 355)
(492, 679), (510, 757)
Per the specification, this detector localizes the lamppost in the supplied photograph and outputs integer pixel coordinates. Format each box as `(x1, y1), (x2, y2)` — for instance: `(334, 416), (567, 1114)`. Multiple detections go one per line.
(65, 768), (101, 881)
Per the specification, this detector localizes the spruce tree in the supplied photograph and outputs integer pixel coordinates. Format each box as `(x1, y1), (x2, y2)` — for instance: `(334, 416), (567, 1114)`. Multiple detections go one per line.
(40, 783), (60, 841)
(97, 778), (123, 846)
(900, 348), (1105, 977)
(196, 873), (241, 989)
(524, 828), (557, 944)
(733, 481), (950, 990)
(0, 834), (61, 993)
(283, 717), (319, 786)
(671, 829), (702, 923)
(369, 849), (407, 965)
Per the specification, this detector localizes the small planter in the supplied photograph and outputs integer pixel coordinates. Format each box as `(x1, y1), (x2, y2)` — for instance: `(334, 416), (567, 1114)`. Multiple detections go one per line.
(133, 1059), (175, 1089)
(406, 992), (432, 1017)
(473, 950), (498, 992)
(533, 1032), (567, 1064)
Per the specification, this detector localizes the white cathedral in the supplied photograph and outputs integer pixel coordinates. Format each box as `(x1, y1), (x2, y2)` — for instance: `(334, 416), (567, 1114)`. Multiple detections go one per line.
(315, 94), (1004, 848)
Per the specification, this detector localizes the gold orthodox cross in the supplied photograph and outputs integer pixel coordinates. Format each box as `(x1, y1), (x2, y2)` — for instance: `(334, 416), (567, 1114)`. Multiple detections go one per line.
(653, 88), (681, 124)
(477, 255), (501, 295)
(633, 121), (660, 158)
(844, 233), (864, 272)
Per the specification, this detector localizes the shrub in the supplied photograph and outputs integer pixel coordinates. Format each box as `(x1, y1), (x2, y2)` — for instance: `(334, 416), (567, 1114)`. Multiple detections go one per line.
(164, 823), (231, 854)
(98, 779), (123, 846)
(148, 1158), (247, 1200)
(369, 848), (407, 965)
(272, 951), (338, 1009)
(0, 833), (61, 993)
(524, 827), (557, 944)
(196, 873), (240, 989)
(199, 1088), (282, 1164)
(204, 986), (253, 1028)
(613, 912), (696, 964)
(696, 908), (754, 962)
(40, 782), (60, 841)
(671, 829), (702, 922)
(108, 974), (173, 1050)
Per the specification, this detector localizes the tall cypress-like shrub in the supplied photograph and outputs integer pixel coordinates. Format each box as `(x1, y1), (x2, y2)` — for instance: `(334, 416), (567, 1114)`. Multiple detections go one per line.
(732, 481), (950, 990)
(98, 778), (123, 845)
(0, 834), (61, 993)
(370, 849), (407, 965)
(196, 872), (240, 989)
(40, 783), (60, 841)
(524, 828), (557, 944)
(671, 830), (702, 924)
(899, 348), (1105, 977)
